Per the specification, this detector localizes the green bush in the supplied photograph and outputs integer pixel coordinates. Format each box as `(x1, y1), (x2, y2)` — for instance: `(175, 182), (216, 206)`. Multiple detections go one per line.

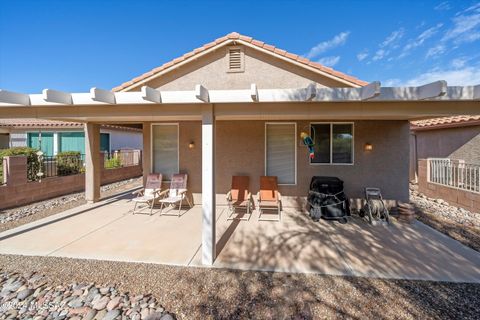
(0, 147), (40, 181)
(104, 156), (121, 169)
(56, 151), (83, 176)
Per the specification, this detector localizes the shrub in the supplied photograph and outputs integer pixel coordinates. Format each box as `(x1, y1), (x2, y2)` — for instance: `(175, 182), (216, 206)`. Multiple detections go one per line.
(104, 156), (121, 169)
(56, 151), (82, 176)
(0, 147), (40, 181)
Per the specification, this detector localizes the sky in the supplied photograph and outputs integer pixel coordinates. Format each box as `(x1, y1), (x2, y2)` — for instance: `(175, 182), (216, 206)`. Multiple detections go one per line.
(1, 0), (480, 92)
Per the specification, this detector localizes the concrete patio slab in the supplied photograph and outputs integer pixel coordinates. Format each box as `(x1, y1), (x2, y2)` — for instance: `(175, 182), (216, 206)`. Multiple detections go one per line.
(0, 192), (479, 283)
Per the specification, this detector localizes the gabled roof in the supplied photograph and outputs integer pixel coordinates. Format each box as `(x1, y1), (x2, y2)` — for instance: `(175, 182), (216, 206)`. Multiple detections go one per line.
(112, 32), (368, 92)
(411, 115), (480, 131)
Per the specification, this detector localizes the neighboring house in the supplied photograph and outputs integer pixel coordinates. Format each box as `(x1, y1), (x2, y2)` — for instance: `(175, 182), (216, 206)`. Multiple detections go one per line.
(410, 116), (480, 181)
(0, 32), (477, 265)
(0, 119), (143, 155)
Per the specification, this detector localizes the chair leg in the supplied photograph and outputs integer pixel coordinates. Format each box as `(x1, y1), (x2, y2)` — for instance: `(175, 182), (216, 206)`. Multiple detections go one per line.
(160, 202), (164, 214)
(178, 199), (183, 217)
(133, 202), (138, 215)
(150, 200), (154, 216)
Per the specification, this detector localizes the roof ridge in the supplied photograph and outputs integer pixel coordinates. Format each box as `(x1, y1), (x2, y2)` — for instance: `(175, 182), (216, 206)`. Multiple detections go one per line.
(112, 32), (368, 92)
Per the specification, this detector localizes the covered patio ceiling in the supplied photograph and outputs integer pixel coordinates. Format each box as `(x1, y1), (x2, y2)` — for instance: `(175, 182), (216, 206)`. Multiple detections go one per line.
(0, 80), (479, 122)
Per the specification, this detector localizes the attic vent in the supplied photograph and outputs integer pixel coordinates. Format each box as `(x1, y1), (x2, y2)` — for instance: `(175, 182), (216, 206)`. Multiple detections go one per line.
(227, 47), (244, 72)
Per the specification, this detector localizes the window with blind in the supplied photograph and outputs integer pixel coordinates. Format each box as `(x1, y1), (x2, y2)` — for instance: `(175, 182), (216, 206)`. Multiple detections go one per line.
(152, 124), (179, 180)
(310, 123), (353, 164)
(265, 123), (296, 185)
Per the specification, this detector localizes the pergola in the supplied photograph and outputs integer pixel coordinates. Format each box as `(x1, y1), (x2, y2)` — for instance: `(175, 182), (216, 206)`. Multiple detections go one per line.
(1, 80), (479, 265)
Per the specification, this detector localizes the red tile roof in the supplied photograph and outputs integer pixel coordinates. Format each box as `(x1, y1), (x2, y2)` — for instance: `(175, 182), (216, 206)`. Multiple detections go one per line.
(0, 119), (83, 128)
(0, 119), (142, 132)
(112, 32), (368, 92)
(411, 116), (480, 130)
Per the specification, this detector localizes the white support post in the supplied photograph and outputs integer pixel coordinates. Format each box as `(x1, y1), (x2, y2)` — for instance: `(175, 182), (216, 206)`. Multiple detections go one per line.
(85, 123), (101, 203)
(0, 89), (30, 105)
(305, 83), (316, 101)
(417, 80), (447, 100)
(42, 89), (72, 104)
(141, 86), (161, 103)
(202, 104), (216, 265)
(90, 87), (116, 104)
(250, 83), (258, 101)
(195, 84), (209, 102)
(360, 81), (381, 100)
(473, 84), (480, 100)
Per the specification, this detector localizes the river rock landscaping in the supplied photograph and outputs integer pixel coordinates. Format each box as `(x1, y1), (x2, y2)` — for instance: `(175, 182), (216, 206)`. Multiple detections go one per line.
(409, 183), (480, 252)
(0, 269), (174, 320)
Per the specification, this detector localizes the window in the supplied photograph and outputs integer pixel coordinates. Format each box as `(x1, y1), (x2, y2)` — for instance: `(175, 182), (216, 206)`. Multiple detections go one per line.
(265, 123), (296, 185)
(310, 123), (353, 164)
(152, 124), (179, 180)
(227, 46), (244, 72)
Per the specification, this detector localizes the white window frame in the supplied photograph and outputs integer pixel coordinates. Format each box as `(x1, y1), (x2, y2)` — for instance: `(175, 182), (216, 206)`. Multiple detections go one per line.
(264, 122), (297, 186)
(309, 122), (354, 166)
(150, 123), (180, 181)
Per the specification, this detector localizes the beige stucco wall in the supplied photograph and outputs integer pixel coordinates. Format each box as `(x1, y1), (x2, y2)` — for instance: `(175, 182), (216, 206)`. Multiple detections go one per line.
(140, 44), (352, 91)
(410, 125), (480, 180)
(156, 120), (409, 207)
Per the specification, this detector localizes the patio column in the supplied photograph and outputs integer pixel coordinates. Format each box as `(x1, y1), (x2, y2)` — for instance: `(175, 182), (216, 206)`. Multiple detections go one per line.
(142, 122), (151, 185)
(85, 122), (101, 203)
(202, 104), (216, 265)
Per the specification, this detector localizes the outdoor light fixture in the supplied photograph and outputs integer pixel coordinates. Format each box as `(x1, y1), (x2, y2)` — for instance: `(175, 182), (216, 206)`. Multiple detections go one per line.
(364, 143), (373, 151)
(188, 142), (195, 149)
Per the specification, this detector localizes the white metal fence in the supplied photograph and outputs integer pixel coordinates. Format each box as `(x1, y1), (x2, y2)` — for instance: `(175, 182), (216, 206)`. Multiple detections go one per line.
(428, 158), (480, 193)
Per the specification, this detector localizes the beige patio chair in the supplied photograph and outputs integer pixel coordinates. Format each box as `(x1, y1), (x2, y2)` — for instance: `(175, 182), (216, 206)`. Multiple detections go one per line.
(226, 176), (253, 221)
(132, 173), (163, 215)
(158, 173), (192, 216)
(257, 176), (282, 221)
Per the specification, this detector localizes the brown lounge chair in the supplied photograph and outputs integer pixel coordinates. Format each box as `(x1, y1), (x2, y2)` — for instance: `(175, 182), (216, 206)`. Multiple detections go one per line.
(257, 176), (282, 221)
(226, 176), (253, 221)
(132, 173), (163, 215)
(158, 173), (192, 216)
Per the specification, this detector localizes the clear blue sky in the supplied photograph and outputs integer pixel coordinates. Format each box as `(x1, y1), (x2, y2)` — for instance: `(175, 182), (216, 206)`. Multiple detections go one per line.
(1, 0), (479, 92)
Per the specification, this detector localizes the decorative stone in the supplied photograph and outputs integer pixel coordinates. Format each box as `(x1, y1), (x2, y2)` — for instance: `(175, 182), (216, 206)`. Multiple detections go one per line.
(107, 296), (121, 311)
(17, 288), (34, 300)
(92, 296), (110, 310)
(103, 309), (121, 320)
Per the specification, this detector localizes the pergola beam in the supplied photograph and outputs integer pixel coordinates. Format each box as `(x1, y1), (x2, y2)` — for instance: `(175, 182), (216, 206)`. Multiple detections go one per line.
(474, 85), (480, 100)
(417, 80), (447, 100)
(1, 81), (480, 107)
(195, 84), (209, 102)
(0, 89), (30, 106)
(42, 89), (72, 104)
(250, 83), (258, 102)
(360, 81), (381, 101)
(141, 86), (161, 103)
(90, 87), (116, 104)
(305, 83), (316, 101)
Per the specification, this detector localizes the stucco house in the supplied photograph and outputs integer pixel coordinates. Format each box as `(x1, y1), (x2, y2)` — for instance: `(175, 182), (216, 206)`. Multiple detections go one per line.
(410, 115), (480, 181)
(0, 32), (478, 265)
(0, 119), (143, 155)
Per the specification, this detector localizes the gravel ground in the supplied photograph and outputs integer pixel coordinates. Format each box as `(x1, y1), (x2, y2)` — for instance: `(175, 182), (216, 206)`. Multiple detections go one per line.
(410, 183), (480, 252)
(0, 255), (479, 320)
(0, 177), (142, 233)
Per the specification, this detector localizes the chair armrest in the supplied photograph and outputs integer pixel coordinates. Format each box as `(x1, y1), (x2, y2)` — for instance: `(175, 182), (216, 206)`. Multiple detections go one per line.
(256, 191), (261, 203)
(158, 189), (169, 198)
(132, 189), (144, 196)
(277, 191), (282, 202)
(226, 191), (232, 201)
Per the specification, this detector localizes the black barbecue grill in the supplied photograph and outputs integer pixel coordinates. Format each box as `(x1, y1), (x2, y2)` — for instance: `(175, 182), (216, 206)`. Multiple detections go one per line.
(307, 176), (350, 223)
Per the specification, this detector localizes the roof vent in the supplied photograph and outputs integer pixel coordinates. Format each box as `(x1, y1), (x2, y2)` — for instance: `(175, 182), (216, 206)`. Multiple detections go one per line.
(227, 46), (244, 72)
